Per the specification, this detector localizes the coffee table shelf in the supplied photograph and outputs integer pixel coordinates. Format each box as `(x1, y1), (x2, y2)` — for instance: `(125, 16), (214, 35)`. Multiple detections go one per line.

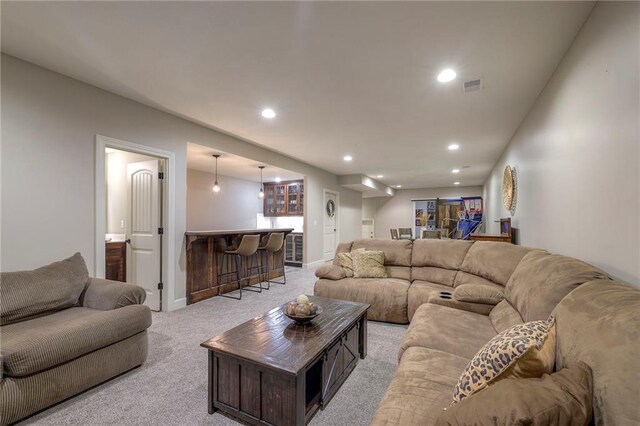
(201, 296), (369, 426)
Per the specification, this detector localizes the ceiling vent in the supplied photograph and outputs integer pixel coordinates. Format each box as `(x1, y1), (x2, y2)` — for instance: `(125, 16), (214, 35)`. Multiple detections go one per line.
(463, 78), (483, 94)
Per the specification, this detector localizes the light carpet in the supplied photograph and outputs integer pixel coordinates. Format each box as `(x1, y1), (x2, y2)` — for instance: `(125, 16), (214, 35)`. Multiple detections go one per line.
(20, 267), (407, 425)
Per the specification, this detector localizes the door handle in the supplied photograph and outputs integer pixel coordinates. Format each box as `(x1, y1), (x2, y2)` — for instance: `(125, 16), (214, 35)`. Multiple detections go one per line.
(125, 239), (131, 244)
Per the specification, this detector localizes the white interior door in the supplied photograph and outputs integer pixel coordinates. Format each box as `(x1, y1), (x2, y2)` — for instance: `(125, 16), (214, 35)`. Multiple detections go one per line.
(362, 219), (375, 239)
(127, 160), (160, 311)
(323, 191), (337, 262)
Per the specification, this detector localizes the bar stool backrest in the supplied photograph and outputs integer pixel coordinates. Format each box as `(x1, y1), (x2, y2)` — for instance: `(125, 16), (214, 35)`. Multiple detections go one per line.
(235, 234), (260, 257)
(265, 233), (285, 253)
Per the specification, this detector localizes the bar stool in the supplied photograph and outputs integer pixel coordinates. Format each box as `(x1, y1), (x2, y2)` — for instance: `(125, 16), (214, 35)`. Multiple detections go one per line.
(257, 232), (286, 290)
(217, 234), (261, 300)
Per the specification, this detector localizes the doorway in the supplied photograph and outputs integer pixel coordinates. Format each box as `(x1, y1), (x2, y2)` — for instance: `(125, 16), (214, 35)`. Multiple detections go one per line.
(323, 190), (339, 262)
(95, 135), (176, 312)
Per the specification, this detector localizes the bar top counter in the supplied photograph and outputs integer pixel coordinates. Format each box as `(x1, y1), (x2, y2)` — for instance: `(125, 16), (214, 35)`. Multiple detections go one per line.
(185, 228), (295, 249)
(185, 228), (295, 304)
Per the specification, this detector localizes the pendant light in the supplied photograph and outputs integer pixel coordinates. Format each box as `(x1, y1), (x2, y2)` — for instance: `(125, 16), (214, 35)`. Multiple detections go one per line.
(212, 154), (221, 193)
(258, 166), (265, 198)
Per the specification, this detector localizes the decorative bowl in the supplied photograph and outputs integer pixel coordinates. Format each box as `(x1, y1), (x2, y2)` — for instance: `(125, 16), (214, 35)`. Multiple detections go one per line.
(283, 305), (323, 325)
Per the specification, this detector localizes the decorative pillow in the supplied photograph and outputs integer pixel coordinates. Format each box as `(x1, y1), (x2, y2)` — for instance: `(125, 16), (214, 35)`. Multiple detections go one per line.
(453, 284), (504, 305)
(437, 362), (593, 426)
(314, 264), (346, 280)
(452, 316), (556, 403)
(336, 252), (355, 277)
(1, 252), (90, 326)
(352, 250), (387, 278)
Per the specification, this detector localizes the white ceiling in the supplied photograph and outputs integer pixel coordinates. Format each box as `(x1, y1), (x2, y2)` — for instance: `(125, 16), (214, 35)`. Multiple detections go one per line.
(1, 1), (594, 188)
(187, 143), (303, 184)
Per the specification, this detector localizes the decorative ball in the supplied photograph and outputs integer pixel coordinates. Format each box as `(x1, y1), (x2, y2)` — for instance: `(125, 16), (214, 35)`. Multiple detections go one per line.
(296, 294), (310, 305)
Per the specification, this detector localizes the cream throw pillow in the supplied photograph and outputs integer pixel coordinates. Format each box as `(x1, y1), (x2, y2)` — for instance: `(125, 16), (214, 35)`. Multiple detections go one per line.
(352, 250), (387, 278)
(452, 316), (556, 403)
(336, 253), (355, 277)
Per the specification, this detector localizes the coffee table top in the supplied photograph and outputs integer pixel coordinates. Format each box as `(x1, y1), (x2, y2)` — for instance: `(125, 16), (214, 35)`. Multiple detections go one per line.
(201, 295), (369, 374)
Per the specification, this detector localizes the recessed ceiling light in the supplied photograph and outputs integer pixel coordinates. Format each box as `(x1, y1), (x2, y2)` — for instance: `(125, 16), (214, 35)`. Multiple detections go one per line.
(396, 185), (402, 188)
(343, 155), (353, 162)
(275, 177), (282, 183)
(452, 169), (460, 174)
(448, 144), (459, 150)
(261, 108), (276, 119)
(437, 69), (457, 83)
(376, 175), (383, 178)
(454, 182), (460, 185)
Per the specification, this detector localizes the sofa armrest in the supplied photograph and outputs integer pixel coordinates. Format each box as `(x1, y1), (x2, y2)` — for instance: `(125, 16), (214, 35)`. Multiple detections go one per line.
(80, 278), (146, 310)
(315, 264), (346, 280)
(428, 292), (494, 316)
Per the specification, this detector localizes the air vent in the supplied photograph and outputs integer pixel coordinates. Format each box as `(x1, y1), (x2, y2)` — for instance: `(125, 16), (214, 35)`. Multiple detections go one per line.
(463, 78), (483, 93)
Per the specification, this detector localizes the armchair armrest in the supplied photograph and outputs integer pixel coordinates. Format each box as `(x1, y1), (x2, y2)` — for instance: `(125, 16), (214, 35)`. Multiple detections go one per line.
(80, 277), (146, 310)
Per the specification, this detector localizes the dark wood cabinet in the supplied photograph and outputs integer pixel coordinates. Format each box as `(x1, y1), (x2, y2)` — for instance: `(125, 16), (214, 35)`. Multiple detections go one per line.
(264, 180), (304, 216)
(105, 241), (126, 282)
(185, 228), (293, 304)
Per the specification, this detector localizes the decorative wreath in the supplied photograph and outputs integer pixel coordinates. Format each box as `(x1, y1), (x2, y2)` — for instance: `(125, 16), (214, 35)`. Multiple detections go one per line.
(502, 165), (518, 216)
(326, 199), (336, 217)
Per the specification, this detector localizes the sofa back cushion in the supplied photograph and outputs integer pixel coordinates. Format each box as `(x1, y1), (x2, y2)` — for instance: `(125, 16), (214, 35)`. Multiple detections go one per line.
(411, 239), (472, 285)
(459, 242), (537, 287)
(489, 300), (524, 333)
(352, 239), (412, 267)
(553, 280), (640, 425)
(505, 251), (610, 322)
(0, 252), (90, 326)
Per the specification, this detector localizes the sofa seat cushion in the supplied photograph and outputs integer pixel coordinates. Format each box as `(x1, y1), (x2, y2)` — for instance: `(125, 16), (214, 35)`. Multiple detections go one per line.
(407, 281), (452, 321)
(399, 303), (496, 361)
(1, 305), (151, 377)
(370, 347), (469, 426)
(314, 277), (409, 324)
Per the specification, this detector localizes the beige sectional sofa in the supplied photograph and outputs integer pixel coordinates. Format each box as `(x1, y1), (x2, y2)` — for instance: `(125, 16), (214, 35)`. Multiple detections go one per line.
(314, 239), (640, 425)
(0, 253), (152, 425)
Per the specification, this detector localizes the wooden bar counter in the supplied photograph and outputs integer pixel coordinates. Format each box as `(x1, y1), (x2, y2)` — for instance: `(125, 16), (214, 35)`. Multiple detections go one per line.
(185, 228), (294, 304)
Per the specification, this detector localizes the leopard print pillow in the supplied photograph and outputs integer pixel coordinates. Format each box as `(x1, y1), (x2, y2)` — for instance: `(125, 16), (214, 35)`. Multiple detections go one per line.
(452, 316), (556, 403)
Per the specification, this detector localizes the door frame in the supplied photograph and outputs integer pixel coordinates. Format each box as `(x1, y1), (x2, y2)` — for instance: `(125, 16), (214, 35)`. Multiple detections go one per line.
(95, 134), (176, 312)
(322, 189), (340, 262)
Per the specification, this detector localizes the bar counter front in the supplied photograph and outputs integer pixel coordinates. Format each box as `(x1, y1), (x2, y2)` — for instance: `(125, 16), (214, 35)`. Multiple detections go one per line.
(185, 228), (294, 304)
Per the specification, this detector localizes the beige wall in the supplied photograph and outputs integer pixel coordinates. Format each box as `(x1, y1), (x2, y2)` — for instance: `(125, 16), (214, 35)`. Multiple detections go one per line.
(483, 2), (639, 286)
(367, 187), (483, 238)
(187, 169), (263, 231)
(1, 54), (362, 311)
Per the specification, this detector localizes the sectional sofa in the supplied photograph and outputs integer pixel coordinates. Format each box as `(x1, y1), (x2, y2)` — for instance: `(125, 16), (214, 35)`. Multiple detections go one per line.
(0, 253), (152, 425)
(314, 239), (640, 425)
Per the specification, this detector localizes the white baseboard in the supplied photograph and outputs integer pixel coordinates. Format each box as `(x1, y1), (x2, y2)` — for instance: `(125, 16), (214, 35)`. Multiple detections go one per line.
(168, 297), (187, 312)
(302, 259), (327, 270)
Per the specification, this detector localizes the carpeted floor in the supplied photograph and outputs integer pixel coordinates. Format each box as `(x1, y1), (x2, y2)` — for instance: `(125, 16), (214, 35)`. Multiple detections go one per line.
(21, 267), (407, 426)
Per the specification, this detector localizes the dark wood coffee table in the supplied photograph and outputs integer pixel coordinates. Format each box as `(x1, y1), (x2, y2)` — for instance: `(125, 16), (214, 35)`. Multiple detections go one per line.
(201, 295), (369, 426)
